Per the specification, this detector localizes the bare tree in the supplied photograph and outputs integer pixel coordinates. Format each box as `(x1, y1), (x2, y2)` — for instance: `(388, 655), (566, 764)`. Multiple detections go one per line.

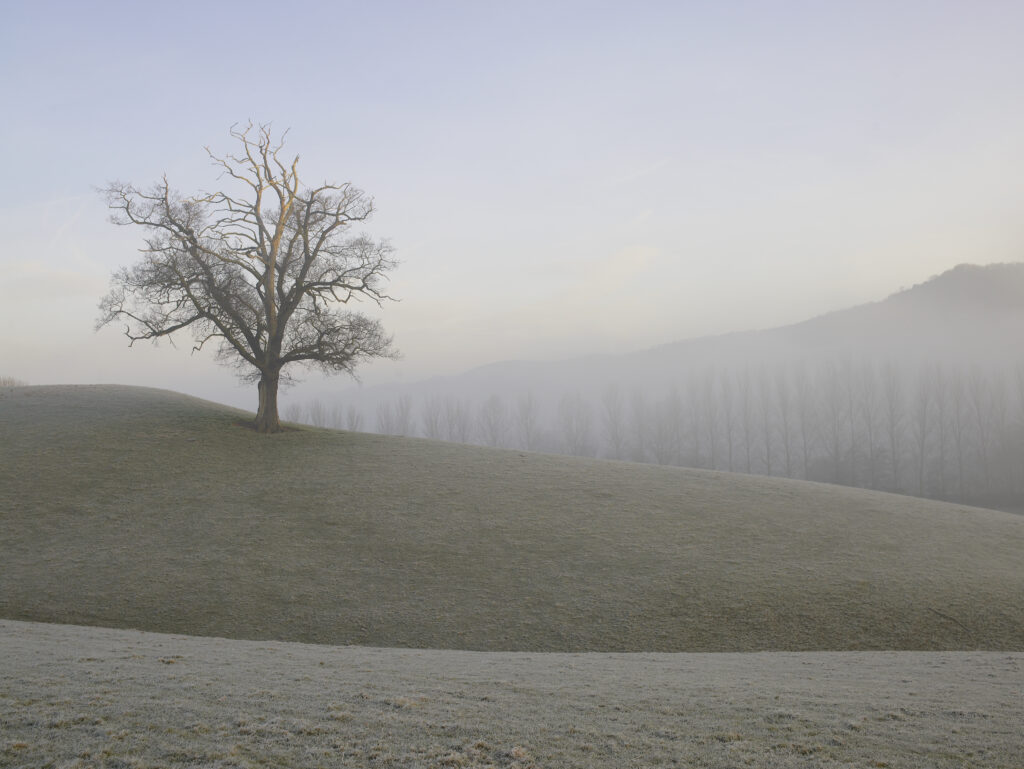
(911, 370), (932, 497)
(737, 368), (754, 474)
(376, 401), (396, 435)
(305, 398), (330, 428)
(684, 377), (704, 467)
(969, 370), (995, 493)
(842, 360), (860, 485)
(442, 396), (473, 443)
(793, 363), (818, 480)
(1009, 363), (1024, 498)
(601, 385), (628, 460)
(558, 392), (595, 457)
(1015, 363), (1024, 429)
(949, 370), (969, 500)
(757, 367), (775, 476)
(281, 401), (305, 424)
(98, 123), (397, 433)
(774, 368), (794, 479)
(328, 403), (346, 429)
(342, 406), (363, 432)
(698, 375), (719, 470)
(989, 374), (1012, 499)
(478, 394), (510, 448)
(421, 396), (444, 440)
(930, 365), (950, 498)
(650, 387), (680, 466)
(514, 392), (542, 451)
(857, 362), (881, 489)
(819, 362), (846, 484)
(394, 395), (415, 436)
(601, 385), (626, 459)
(719, 372), (736, 472)
(628, 389), (650, 463)
(881, 362), (904, 492)
(376, 395), (414, 436)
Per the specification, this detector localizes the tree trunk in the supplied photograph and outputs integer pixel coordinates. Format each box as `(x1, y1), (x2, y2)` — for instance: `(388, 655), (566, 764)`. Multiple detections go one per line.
(255, 370), (282, 433)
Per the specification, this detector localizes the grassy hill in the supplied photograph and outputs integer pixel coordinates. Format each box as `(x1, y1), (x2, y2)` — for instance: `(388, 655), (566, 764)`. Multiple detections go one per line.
(363, 262), (1024, 402)
(2, 384), (1022, 651)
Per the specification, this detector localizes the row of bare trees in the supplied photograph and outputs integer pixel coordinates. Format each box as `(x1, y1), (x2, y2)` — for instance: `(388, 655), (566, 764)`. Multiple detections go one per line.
(286, 360), (1024, 511)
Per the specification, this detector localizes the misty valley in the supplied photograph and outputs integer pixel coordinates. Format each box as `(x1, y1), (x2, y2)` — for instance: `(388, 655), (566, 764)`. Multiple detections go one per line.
(289, 264), (1024, 515)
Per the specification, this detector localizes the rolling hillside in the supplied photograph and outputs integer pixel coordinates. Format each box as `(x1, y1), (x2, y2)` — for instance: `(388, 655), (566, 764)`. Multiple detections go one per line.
(2, 384), (1022, 651)
(341, 262), (1024, 405)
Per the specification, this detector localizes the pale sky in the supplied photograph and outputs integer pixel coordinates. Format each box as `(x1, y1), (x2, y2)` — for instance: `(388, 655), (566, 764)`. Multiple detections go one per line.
(3, 0), (1024, 409)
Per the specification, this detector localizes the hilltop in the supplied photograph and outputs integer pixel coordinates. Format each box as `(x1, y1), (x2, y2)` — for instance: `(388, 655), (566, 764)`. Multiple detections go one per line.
(1, 384), (1022, 651)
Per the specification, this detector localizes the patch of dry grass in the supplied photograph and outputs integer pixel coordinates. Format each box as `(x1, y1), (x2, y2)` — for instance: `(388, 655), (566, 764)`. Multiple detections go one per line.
(1, 384), (1023, 651)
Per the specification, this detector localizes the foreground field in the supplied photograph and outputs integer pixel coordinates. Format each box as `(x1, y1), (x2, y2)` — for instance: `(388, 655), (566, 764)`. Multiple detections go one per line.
(2, 620), (1022, 768)
(3, 386), (1023, 767)
(2, 384), (1023, 651)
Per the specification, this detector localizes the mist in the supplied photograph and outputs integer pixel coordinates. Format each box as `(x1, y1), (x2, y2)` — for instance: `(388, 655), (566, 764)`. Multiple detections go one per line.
(5, 3), (1024, 413)
(283, 264), (1024, 513)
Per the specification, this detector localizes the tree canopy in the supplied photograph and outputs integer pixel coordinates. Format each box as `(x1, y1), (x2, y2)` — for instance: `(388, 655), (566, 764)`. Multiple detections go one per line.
(99, 123), (397, 432)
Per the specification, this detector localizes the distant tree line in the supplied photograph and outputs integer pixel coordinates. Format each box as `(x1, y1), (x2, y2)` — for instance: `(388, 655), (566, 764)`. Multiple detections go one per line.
(285, 360), (1024, 513)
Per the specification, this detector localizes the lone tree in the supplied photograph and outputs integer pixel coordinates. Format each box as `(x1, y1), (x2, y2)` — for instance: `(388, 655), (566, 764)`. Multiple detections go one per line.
(98, 124), (397, 433)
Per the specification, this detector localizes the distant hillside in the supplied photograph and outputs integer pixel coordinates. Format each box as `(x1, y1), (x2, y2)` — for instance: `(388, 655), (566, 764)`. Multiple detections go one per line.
(774, 262), (1024, 361)
(2, 385), (1022, 651)
(353, 262), (1024, 402)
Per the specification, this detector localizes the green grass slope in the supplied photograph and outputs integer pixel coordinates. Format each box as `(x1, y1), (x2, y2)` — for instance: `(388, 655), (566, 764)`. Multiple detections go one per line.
(2, 384), (1022, 652)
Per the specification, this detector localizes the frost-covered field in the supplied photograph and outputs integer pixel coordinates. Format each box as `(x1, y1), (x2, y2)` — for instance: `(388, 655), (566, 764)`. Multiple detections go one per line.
(3, 386), (1023, 767)
(2, 620), (1022, 768)
(3, 386), (1023, 653)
